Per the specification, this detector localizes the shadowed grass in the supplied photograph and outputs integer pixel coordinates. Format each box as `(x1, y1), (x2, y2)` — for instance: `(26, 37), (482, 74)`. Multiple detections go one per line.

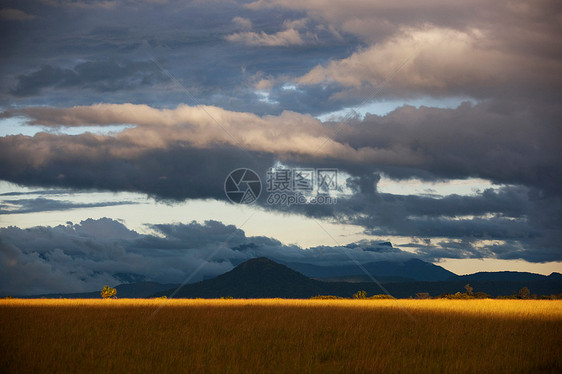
(1, 299), (561, 373)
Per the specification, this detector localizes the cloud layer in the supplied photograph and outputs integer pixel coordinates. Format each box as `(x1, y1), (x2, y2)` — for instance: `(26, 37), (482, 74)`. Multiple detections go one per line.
(2, 99), (560, 192)
(1, 99), (560, 263)
(0, 218), (414, 295)
(0, 0), (560, 269)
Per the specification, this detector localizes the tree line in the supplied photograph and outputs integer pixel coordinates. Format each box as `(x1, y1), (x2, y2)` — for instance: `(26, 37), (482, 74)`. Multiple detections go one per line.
(311, 285), (562, 300)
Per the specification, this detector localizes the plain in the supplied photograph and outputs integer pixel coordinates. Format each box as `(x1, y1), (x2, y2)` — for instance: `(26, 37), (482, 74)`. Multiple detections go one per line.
(1, 299), (561, 373)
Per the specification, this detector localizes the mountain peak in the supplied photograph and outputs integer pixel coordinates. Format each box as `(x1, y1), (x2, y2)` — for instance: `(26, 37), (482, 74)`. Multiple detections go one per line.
(239, 257), (279, 267)
(228, 257), (311, 283)
(162, 257), (322, 298)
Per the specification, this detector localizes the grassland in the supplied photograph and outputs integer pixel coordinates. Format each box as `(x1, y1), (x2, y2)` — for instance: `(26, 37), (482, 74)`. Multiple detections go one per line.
(1, 299), (561, 373)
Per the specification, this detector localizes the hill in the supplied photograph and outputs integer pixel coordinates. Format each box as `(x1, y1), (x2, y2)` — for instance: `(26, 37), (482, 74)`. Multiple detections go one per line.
(154, 257), (334, 298)
(16, 259), (562, 299)
(282, 258), (456, 282)
(455, 271), (553, 282)
(154, 258), (562, 299)
(23, 282), (177, 299)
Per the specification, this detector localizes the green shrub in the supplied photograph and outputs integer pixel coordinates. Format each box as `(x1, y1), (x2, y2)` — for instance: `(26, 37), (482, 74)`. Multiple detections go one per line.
(353, 290), (367, 299)
(100, 285), (117, 299)
(369, 294), (394, 299)
(440, 292), (474, 299)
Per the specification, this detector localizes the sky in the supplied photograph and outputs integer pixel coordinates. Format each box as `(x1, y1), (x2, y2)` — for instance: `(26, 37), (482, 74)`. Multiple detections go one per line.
(0, 0), (561, 295)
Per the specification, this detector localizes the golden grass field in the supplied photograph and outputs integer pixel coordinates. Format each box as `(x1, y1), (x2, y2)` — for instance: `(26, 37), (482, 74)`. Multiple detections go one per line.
(1, 299), (561, 373)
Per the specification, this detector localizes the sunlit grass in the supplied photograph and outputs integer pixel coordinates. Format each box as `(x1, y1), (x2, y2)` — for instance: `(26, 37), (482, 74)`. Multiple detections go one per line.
(1, 299), (561, 373)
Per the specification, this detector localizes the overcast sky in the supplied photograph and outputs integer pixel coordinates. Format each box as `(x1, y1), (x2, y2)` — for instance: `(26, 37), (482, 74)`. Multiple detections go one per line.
(1, 0), (561, 294)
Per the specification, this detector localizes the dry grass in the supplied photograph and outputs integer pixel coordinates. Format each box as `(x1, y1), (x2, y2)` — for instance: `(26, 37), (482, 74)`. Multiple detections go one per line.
(1, 299), (561, 373)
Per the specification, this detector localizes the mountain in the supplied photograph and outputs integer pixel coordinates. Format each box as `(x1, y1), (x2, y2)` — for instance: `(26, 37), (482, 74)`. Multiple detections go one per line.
(154, 257), (335, 299)
(154, 258), (562, 299)
(16, 259), (562, 299)
(314, 275), (414, 283)
(281, 258), (457, 282)
(455, 271), (552, 282)
(153, 258), (562, 298)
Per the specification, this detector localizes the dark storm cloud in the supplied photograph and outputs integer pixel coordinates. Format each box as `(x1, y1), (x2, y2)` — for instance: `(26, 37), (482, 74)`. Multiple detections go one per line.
(10, 60), (165, 97)
(0, 0), (561, 266)
(0, 197), (136, 214)
(0, 138), (275, 201)
(0, 0), (354, 112)
(0, 218), (413, 295)
(1, 0), (561, 113)
(0, 8), (36, 21)
(0, 98), (560, 262)
(0, 189), (72, 196)
(262, 180), (561, 263)
(3, 99), (559, 194)
(332, 100), (562, 194)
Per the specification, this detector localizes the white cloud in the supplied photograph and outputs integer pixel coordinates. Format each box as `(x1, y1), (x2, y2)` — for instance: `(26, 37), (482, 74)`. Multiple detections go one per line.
(246, 0), (562, 99)
(296, 26), (562, 96)
(226, 18), (311, 46)
(232, 16), (252, 30)
(227, 28), (305, 47)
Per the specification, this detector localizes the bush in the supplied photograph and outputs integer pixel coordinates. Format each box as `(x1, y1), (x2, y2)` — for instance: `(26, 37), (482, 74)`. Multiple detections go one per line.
(310, 295), (344, 299)
(353, 290), (367, 299)
(100, 285), (117, 299)
(415, 292), (430, 299)
(518, 287), (531, 299)
(539, 293), (562, 300)
(440, 292), (474, 299)
(369, 294), (394, 299)
(474, 292), (491, 299)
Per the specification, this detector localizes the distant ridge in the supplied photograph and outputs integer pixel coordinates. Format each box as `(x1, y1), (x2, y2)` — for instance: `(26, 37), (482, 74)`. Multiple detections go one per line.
(282, 258), (456, 282)
(20, 282), (178, 299)
(456, 271), (560, 282)
(153, 258), (562, 299)
(14, 259), (562, 299)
